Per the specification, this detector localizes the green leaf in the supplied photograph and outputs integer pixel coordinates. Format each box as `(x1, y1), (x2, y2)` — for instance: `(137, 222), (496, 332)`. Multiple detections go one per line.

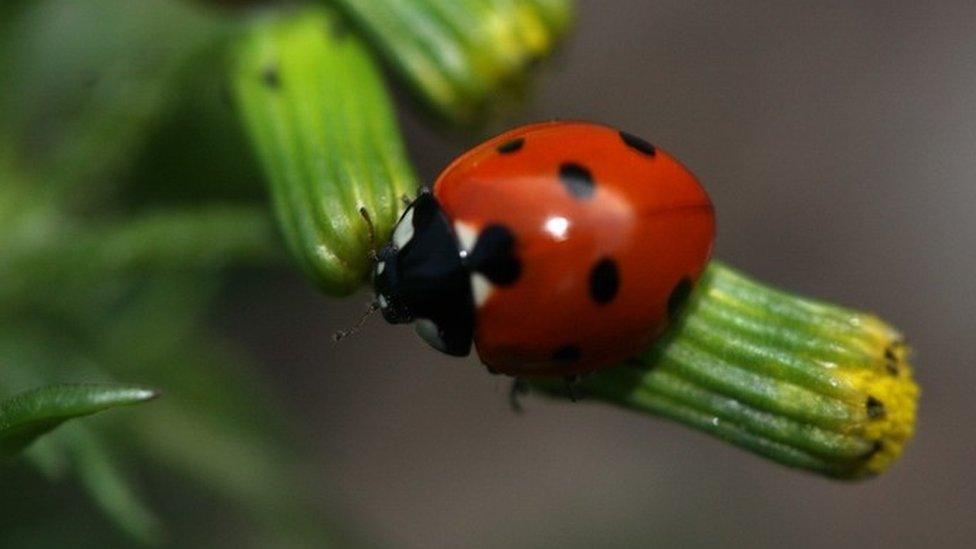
(0, 384), (159, 458)
(46, 271), (351, 545)
(231, 6), (418, 295)
(0, 326), (165, 543)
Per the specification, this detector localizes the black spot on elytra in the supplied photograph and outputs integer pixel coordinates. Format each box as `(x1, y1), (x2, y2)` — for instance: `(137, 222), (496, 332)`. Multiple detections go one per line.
(620, 131), (656, 156)
(261, 65), (280, 89)
(667, 278), (693, 319)
(559, 163), (595, 199)
(866, 396), (886, 419)
(589, 258), (619, 304)
(497, 138), (524, 154)
(468, 224), (521, 285)
(552, 345), (582, 362)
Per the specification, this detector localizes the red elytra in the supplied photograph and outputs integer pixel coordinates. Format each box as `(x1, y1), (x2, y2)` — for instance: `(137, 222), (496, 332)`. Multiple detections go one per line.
(430, 121), (716, 376)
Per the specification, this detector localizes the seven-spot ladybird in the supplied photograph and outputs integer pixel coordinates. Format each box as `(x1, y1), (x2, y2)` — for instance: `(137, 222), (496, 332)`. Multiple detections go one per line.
(373, 121), (715, 377)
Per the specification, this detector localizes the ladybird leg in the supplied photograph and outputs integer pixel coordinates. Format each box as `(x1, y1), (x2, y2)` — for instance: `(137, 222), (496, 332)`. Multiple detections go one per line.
(359, 206), (380, 263)
(358, 206), (379, 261)
(564, 375), (583, 402)
(508, 378), (529, 414)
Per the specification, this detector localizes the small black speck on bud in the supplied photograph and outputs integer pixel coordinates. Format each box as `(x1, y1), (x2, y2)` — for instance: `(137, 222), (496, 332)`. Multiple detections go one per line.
(866, 396), (886, 419)
(864, 440), (884, 460)
(884, 346), (898, 361)
(261, 65), (280, 89)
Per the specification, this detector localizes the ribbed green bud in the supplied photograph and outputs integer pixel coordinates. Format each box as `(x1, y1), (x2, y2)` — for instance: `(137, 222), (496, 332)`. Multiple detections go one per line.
(333, 0), (576, 123)
(231, 7), (418, 296)
(532, 261), (919, 479)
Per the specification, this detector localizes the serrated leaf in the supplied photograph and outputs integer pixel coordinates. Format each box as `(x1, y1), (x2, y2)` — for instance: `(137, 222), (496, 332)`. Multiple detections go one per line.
(0, 384), (159, 458)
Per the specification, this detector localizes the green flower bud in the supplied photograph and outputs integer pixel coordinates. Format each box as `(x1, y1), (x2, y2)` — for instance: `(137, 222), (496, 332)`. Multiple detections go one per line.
(231, 7), (418, 296)
(533, 261), (919, 479)
(334, 0), (576, 124)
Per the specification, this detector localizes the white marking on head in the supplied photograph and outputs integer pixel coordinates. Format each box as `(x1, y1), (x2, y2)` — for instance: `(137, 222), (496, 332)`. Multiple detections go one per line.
(471, 273), (493, 308)
(544, 216), (569, 241)
(392, 206), (415, 249)
(414, 318), (447, 352)
(453, 221), (478, 253)
(375, 261), (386, 275)
(377, 294), (388, 309)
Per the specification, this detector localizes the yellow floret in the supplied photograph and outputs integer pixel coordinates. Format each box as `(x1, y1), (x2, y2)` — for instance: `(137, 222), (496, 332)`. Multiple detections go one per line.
(835, 348), (920, 476)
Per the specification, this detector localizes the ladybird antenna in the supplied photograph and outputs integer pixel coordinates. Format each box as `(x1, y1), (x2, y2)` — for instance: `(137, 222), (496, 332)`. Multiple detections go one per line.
(508, 378), (529, 414)
(359, 206), (379, 261)
(332, 300), (380, 343)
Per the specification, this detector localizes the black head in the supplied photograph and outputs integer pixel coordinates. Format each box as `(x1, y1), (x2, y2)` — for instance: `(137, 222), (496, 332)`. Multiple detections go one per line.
(373, 192), (474, 356)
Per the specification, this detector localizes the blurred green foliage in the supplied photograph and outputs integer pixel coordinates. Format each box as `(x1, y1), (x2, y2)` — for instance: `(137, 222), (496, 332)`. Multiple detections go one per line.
(0, 0), (337, 545)
(0, 0), (572, 545)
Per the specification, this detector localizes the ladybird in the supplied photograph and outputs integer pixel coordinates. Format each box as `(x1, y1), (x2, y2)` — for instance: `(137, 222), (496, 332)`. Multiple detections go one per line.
(373, 121), (715, 377)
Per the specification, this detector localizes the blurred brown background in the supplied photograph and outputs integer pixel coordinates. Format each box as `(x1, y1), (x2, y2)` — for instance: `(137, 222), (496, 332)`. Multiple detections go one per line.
(220, 1), (975, 547)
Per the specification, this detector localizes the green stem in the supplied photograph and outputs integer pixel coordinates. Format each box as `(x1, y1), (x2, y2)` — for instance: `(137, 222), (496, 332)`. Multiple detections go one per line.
(0, 206), (278, 312)
(532, 261), (918, 479)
